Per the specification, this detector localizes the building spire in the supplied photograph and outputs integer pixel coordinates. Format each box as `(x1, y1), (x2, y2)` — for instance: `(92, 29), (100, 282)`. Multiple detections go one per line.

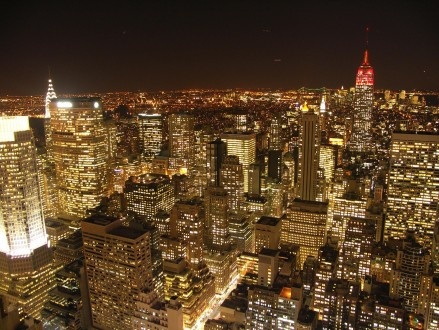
(45, 76), (57, 118)
(363, 27), (369, 65)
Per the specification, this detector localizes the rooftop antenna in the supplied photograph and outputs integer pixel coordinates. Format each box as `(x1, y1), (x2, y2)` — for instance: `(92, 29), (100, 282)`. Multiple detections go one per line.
(363, 27), (369, 65)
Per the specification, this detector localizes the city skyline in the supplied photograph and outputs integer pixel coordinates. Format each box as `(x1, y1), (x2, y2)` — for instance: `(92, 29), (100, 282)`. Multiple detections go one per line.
(0, 1), (438, 95)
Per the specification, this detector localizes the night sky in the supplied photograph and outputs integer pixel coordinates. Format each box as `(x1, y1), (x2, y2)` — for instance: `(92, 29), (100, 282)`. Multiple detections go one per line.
(1, 1), (438, 95)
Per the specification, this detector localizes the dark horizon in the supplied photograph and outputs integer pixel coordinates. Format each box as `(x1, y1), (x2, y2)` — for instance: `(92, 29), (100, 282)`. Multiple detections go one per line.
(1, 1), (438, 95)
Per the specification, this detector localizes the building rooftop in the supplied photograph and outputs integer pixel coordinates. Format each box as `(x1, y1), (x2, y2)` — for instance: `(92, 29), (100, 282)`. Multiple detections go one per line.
(108, 226), (146, 240)
(259, 247), (279, 257)
(83, 214), (119, 226)
(256, 216), (281, 226)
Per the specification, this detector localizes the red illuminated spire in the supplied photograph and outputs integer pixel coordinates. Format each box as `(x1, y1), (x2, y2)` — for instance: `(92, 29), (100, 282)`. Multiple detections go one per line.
(362, 27), (369, 65)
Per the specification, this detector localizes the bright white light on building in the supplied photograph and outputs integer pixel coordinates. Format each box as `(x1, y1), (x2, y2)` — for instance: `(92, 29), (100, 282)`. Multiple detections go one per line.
(94, 101), (100, 108)
(57, 101), (73, 108)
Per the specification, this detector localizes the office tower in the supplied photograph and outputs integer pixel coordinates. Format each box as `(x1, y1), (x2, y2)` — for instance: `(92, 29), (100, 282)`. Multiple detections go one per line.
(204, 187), (236, 294)
(312, 244), (338, 318)
(385, 131), (439, 248)
(267, 150), (283, 181)
(204, 187), (230, 251)
(115, 115), (140, 157)
(229, 214), (253, 253)
(232, 112), (247, 132)
(349, 45), (374, 153)
(269, 114), (283, 151)
(282, 199), (328, 269)
(319, 95), (327, 132)
(426, 278), (439, 330)
(246, 250), (303, 330)
(50, 98), (109, 220)
(319, 144), (335, 183)
(254, 216), (282, 253)
(132, 292), (183, 330)
(0, 117), (53, 318)
(207, 138), (227, 187)
(124, 173), (174, 219)
(372, 297), (406, 329)
(337, 217), (375, 281)
(165, 199), (215, 328)
(248, 163), (261, 195)
(53, 230), (83, 266)
(170, 199), (205, 269)
(244, 195), (269, 225)
(82, 214), (153, 330)
(298, 103), (320, 201)
(42, 259), (89, 330)
(45, 218), (69, 248)
(168, 112), (195, 169)
(302, 256), (319, 294)
(221, 132), (256, 193)
(320, 279), (360, 329)
(220, 155), (244, 214)
(331, 179), (367, 245)
(265, 178), (283, 217)
(138, 113), (163, 158)
(389, 231), (432, 313)
(44, 78), (57, 158)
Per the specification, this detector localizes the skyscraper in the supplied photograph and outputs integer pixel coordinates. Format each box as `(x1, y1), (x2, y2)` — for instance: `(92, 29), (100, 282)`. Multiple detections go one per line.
(124, 173), (175, 220)
(385, 132), (439, 248)
(45, 78), (57, 119)
(349, 44), (374, 153)
(138, 113), (163, 158)
(0, 116), (53, 318)
(82, 214), (153, 329)
(50, 97), (109, 220)
(168, 112), (195, 170)
(298, 103), (320, 201)
(221, 132), (256, 193)
(206, 138), (227, 187)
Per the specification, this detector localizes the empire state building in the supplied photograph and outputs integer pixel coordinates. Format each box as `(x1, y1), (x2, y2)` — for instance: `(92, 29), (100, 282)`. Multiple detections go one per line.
(349, 47), (374, 153)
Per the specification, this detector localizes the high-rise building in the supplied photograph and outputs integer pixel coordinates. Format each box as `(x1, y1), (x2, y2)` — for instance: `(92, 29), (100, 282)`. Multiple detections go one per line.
(45, 79), (57, 119)
(124, 173), (175, 220)
(132, 291), (183, 330)
(246, 250), (303, 330)
(389, 231), (432, 314)
(44, 78), (57, 158)
(0, 117), (53, 318)
(298, 103), (320, 201)
(248, 163), (262, 196)
(254, 216), (282, 253)
(385, 132), (439, 248)
(168, 113), (195, 169)
(204, 187), (230, 251)
(337, 217), (375, 281)
(220, 155), (244, 214)
(221, 132), (256, 193)
(206, 139), (227, 187)
(50, 98), (109, 220)
(82, 214), (153, 330)
(138, 113), (163, 158)
(282, 199), (328, 269)
(312, 244), (338, 318)
(349, 45), (374, 153)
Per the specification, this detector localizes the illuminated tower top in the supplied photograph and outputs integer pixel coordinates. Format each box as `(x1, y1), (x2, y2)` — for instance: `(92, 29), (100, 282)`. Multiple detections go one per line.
(355, 48), (374, 86)
(350, 29), (375, 153)
(45, 78), (57, 118)
(0, 117), (48, 256)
